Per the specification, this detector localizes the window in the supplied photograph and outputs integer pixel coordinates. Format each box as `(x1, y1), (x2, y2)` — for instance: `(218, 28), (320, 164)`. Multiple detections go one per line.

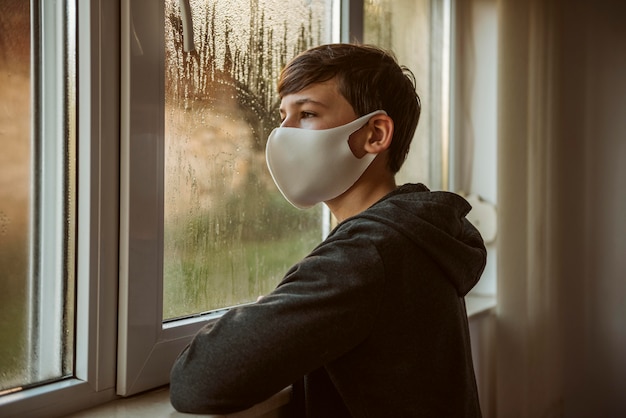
(1, 0), (120, 416)
(161, 0), (332, 320)
(0, 0), (76, 394)
(1, 0), (453, 415)
(118, 0), (339, 395)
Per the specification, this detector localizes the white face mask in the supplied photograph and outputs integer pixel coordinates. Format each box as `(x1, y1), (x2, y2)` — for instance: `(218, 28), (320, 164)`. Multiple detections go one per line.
(266, 110), (386, 209)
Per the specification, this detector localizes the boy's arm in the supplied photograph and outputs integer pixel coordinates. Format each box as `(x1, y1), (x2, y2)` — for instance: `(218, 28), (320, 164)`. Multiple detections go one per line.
(169, 234), (384, 414)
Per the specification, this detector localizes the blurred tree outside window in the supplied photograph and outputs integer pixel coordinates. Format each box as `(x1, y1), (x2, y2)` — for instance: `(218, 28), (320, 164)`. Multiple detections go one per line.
(162, 0), (334, 320)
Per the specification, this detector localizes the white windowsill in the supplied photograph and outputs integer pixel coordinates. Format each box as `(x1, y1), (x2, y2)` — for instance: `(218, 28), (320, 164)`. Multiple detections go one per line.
(466, 293), (497, 317)
(66, 386), (292, 418)
(66, 295), (496, 417)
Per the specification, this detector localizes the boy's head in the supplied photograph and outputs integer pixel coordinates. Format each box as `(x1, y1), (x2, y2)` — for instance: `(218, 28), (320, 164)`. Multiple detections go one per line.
(277, 43), (421, 174)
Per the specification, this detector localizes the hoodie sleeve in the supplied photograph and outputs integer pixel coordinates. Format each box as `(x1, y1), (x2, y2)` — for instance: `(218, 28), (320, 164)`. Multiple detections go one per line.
(169, 231), (384, 414)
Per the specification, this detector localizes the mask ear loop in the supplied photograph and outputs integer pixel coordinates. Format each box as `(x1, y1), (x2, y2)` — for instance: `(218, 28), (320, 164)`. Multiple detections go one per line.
(347, 110), (388, 156)
(356, 110), (388, 128)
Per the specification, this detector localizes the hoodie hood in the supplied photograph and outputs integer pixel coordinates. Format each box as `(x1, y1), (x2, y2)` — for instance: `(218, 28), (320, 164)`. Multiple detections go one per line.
(358, 183), (486, 296)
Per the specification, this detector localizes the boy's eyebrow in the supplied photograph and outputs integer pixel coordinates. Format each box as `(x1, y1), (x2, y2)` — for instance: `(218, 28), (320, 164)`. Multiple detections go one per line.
(294, 97), (328, 107)
(279, 97), (328, 115)
(279, 97), (329, 109)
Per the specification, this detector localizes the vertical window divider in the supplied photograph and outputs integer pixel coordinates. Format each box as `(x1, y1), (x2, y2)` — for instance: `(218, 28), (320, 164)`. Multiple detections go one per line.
(74, 0), (120, 393)
(118, 0), (200, 397)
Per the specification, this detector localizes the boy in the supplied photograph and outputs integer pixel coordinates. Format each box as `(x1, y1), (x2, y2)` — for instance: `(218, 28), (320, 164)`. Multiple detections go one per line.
(170, 43), (486, 417)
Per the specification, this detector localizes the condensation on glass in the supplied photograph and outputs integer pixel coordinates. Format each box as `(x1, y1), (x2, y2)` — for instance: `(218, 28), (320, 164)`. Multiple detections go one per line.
(0, 0), (32, 393)
(364, 0), (448, 189)
(0, 0), (75, 393)
(163, 0), (334, 320)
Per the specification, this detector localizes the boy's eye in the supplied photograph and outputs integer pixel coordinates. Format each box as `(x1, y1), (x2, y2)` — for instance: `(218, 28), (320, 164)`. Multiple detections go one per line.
(277, 111), (316, 125)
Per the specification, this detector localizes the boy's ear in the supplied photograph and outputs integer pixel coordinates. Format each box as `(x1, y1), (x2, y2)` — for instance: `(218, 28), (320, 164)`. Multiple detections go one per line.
(364, 114), (394, 154)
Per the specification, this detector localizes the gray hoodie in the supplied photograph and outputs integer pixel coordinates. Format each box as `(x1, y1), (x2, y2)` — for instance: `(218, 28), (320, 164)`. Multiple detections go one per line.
(170, 183), (486, 417)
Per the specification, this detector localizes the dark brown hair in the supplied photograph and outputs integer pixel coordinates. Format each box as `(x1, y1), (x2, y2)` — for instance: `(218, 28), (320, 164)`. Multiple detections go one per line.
(278, 43), (421, 173)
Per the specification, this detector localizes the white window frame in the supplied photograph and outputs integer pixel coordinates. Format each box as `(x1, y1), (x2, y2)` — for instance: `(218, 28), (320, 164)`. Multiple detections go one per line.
(116, 0), (344, 396)
(32, 0), (75, 384)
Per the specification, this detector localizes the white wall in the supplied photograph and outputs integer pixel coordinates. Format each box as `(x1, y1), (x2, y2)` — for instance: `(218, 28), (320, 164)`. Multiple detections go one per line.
(452, 0), (498, 296)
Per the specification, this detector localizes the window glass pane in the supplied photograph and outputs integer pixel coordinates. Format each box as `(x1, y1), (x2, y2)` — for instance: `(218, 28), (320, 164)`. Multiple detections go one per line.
(0, 0), (75, 393)
(364, 0), (447, 189)
(163, 0), (334, 320)
(0, 0), (31, 393)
